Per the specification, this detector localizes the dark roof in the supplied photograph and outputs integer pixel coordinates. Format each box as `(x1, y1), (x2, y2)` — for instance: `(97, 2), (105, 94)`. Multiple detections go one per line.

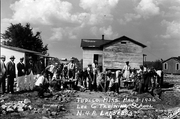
(81, 39), (111, 48)
(163, 57), (180, 63)
(81, 36), (146, 48)
(102, 36), (147, 48)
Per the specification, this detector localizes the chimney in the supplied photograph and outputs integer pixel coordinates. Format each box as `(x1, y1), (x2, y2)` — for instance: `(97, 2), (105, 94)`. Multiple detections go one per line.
(102, 35), (104, 40)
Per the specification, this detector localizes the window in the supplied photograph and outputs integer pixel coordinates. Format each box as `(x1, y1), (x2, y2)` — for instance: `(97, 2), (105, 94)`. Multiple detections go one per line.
(164, 63), (168, 70)
(121, 42), (126, 44)
(175, 63), (180, 70)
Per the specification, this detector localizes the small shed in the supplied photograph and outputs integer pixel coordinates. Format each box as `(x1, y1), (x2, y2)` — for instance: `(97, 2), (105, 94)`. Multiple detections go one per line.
(163, 57), (180, 75)
(81, 35), (146, 71)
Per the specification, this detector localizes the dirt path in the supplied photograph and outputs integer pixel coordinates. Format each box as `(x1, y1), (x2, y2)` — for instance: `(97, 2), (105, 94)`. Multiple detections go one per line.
(62, 91), (117, 119)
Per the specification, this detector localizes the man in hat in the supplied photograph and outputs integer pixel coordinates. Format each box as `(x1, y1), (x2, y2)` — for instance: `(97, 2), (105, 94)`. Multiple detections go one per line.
(35, 57), (45, 80)
(68, 59), (76, 89)
(17, 57), (26, 92)
(87, 63), (93, 91)
(68, 59), (75, 80)
(6, 55), (16, 94)
(26, 56), (34, 91)
(0, 55), (6, 94)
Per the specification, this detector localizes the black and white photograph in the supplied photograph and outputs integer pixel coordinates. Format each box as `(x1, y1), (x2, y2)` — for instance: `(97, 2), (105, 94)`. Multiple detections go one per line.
(1, 0), (180, 119)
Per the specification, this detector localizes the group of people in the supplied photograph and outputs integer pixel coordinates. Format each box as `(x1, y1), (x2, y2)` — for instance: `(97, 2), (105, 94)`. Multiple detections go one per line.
(1, 55), (163, 98)
(0, 55), (44, 95)
(0, 55), (77, 98)
(77, 61), (163, 96)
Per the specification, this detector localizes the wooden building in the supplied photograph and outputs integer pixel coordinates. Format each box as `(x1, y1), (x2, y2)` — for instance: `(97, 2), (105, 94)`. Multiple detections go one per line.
(81, 35), (146, 71)
(163, 57), (180, 75)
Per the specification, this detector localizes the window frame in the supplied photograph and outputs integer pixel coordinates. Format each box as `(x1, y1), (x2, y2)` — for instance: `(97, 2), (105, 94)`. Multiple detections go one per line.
(164, 62), (168, 70)
(175, 63), (180, 70)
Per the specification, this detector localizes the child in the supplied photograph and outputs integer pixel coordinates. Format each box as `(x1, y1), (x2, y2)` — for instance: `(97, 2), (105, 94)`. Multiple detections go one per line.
(34, 71), (52, 98)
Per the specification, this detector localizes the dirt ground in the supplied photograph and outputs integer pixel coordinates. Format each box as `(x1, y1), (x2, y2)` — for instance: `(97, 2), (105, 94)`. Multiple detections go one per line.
(62, 89), (180, 119)
(1, 89), (180, 119)
(63, 91), (117, 119)
(1, 75), (180, 119)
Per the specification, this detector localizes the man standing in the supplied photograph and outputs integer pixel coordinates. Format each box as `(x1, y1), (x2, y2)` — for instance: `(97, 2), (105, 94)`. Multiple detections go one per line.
(17, 57), (26, 92)
(137, 65), (144, 94)
(26, 57), (34, 91)
(68, 59), (76, 89)
(87, 64), (93, 91)
(6, 55), (16, 94)
(92, 61), (98, 91)
(0, 55), (6, 94)
(68, 59), (75, 80)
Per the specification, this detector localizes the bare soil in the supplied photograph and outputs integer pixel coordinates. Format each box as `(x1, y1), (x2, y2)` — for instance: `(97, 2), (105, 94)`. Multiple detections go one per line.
(1, 75), (180, 119)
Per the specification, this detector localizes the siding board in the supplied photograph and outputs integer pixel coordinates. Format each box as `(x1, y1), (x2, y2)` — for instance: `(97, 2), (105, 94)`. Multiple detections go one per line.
(103, 40), (143, 70)
(83, 49), (103, 68)
(163, 59), (180, 74)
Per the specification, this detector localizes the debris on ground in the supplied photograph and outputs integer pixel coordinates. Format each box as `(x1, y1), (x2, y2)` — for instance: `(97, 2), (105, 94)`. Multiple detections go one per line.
(0, 90), (76, 119)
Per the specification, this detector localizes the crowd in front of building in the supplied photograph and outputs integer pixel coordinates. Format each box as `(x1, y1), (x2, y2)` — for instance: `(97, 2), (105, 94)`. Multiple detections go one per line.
(77, 60), (163, 97)
(0, 55), (77, 98)
(0, 54), (163, 98)
(0, 55), (43, 94)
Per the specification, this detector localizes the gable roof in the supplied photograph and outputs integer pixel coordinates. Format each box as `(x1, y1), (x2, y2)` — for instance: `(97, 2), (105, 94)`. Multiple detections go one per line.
(81, 39), (111, 48)
(163, 57), (180, 63)
(81, 36), (146, 48)
(101, 36), (147, 48)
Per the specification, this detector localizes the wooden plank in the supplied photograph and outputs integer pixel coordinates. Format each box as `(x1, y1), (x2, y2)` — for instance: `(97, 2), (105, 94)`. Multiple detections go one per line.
(104, 41), (142, 53)
(103, 41), (144, 70)
(104, 53), (143, 62)
(104, 61), (142, 69)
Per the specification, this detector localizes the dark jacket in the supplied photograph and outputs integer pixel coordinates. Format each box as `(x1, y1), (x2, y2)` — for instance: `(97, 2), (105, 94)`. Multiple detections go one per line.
(6, 61), (16, 78)
(26, 62), (34, 75)
(36, 61), (44, 74)
(17, 62), (26, 76)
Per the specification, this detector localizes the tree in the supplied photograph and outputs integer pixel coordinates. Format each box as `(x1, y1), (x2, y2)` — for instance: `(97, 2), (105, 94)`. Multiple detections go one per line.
(145, 59), (163, 70)
(1, 23), (48, 54)
(71, 57), (82, 71)
(153, 60), (163, 70)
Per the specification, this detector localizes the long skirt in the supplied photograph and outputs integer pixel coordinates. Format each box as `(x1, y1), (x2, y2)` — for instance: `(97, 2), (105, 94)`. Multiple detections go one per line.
(123, 70), (130, 80)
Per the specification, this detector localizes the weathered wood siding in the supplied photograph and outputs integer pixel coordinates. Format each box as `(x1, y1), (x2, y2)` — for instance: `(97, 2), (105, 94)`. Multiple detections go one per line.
(163, 59), (180, 74)
(82, 48), (103, 68)
(103, 40), (143, 70)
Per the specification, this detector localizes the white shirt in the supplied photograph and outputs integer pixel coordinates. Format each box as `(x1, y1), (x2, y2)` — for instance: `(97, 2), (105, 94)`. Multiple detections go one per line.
(156, 70), (162, 77)
(35, 75), (45, 86)
(68, 62), (75, 70)
(123, 65), (131, 71)
(144, 67), (147, 72)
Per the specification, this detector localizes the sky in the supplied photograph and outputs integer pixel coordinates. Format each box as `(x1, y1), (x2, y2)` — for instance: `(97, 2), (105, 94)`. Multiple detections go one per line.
(1, 0), (180, 61)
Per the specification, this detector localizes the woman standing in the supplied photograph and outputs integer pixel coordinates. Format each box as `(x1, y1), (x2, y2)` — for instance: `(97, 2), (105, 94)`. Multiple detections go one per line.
(123, 61), (131, 81)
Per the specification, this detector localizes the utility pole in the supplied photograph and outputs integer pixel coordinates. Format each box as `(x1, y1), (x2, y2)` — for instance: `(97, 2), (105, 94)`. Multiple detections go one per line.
(143, 54), (147, 65)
